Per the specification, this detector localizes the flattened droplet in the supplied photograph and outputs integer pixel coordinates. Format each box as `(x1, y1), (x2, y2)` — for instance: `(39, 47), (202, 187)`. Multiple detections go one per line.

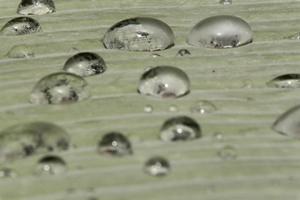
(37, 155), (66, 175)
(267, 74), (300, 88)
(1, 17), (41, 36)
(17, 0), (55, 15)
(160, 116), (201, 142)
(7, 44), (34, 58)
(144, 156), (170, 177)
(63, 52), (107, 77)
(98, 132), (132, 156)
(0, 122), (70, 161)
(103, 17), (174, 51)
(30, 72), (89, 105)
(187, 15), (253, 48)
(138, 66), (190, 99)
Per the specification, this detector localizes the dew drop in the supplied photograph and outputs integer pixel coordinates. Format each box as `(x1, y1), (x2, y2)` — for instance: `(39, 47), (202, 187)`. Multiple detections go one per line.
(176, 49), (191, 57)
(190, 100), (217, 114)
(0, 122), (70, 161)
(219, 0), (232, 5)
(7, 44), (34, 58)
(37, 155), (66, 175)
(267, 74), (300, 88)
(138, 66), (190, 99)
(217, 145), (237, 160)
(30, 72), (89, 105)
(63, 52), (107, 77)
(187, 15), (253, 48)
(144, 156), (170, 177)
(103, 17), (175, 51)
(17, 0), (55, 15)
(169, 105), (178, 112)
(160, 116), (201, 142)
(98, 132), (132, 156)
(144, 105), (153, 113)
(151, 53), (161, 58)
(0, 168), (17, 178)
(1, 17), (41, 36)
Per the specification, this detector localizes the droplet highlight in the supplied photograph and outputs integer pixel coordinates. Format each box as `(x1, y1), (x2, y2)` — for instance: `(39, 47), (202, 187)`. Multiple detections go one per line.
(98, 132), (132, 156)
(37, 155), (66, 175)
(17, 0), (55, 15)
(144, 156), (170, 177)
(267, 74), (300, 88)
(7, 44), (34, 58)
(1, 17), (41, 36)
(190, 100), (217, 114)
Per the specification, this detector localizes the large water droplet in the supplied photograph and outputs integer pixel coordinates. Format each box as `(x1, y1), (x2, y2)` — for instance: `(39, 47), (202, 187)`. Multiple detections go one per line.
(63, 52), (107, 77)
(103, 17), (174, 51)
(217, 145), (237, 160)
(17, 0), (55, 15)
(1, 17), (41, 36)
(190, 100), (217, 114)
(98, 132), (132, 156)
(144, 156), (170, 177)
(187, 15), (253, 48)
(30, 72), (89, 105)
(0, 168), (17, 178)
(267, 74), (300, 88)
(37, 155), (66, 175)
(138, 66), (190, 99)
(7, 44), (34, 58)
(0, 122), (70, 161)
(160, 116), (201, 142)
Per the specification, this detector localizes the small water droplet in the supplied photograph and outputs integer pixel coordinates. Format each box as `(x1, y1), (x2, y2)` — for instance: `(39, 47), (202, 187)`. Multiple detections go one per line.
(103, 17), (175, 51)
(187, 15), (253, 48)
(190, 100), (217, 114)
(267, 74), (300, 88)
(217, 145), (237, 160)
(17, 0), (55, 15)
(151, 53), (161, 58)
(169, 105), (178, 112)
(219, 0), (232, 5)
(98, 132), (132, 156)
(63, 52), (107, 77)
(160, 116), (201, 142)
(138, 66), (190, 99)
(144, 105), (153, 113)
(176, 49), (191, 57)
(0, 122), (70, 161)
(144, 156), (170, 177)
(213, 132), (223, 140)
(37, 155), (66, 175)
(30, 72), (89, 105)
(7, 44), (34, 58)
(1, 17), (41, 36)
(242, 79), (253, 88)
(0, 168), (17, 178)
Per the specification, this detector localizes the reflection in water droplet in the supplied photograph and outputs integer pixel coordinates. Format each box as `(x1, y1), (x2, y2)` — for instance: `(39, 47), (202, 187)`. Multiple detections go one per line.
(176, 49), (191, 57)
(144, 156), (170, 177)
(190, 100), (217, 114)
(144, 105), (153, 113)
(17, 0), (55, 15)
(0, 168), (17, 178)
(37, 155), (66, 175)
(217, 145), (237, 160)
(169, 105), (178, 112)
(0, 122), (70, 161)
(187, 15), (253, 48)
(219, 0), (232, 5)
(267, 74), (300, 88)
(30, 72), (89, 105)
(103, 17), (175, 51)
(98, 132), (132, 156)
(1, 17), (41, 36)
(138, 66), (190, 99)
(7, 44), (34, 58)
(160, 116), (201, 142)
(63, 52), (107, 77)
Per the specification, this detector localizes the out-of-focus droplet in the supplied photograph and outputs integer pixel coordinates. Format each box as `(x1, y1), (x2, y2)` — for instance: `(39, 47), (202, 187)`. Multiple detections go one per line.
(144, 105), (153, 113)
(17, 0), (55, 15)
(98, 132), (132, 156)
(37, 155), (66, 175)
(217, 145), (237, 160)
(1, 17), (41, 36)
(267, 74), (300, 88)
(144, 156), (170, 177)
(176, 49), (191, 57)
(190, 100), (217, 114)
(7, 44), (34, 58)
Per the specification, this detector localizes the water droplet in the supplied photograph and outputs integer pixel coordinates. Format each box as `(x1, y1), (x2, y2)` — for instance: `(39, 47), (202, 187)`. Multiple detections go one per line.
(190, 100), (217, 114)
(217, 145), (237, 160)
(63, 52), (107, 77)
(187, 15), (253, 48)
(267, 74), (300, 88)
(144, 105), (153, 113)
(98, 132), (132, 156)
(219, 0), (232, 5)
(0, 122), (70, 161)
(30, 72), (89, 105)
(1, 17), (41, 36)
(144, 156), (170, 177)
(0, 168), (17, 178)
(7, 44), (34, 58)
(169, 105), (178, 112)
(160, 116), (201, 142)
(17, 0), (55, 15)
(37, 155), (66, 175)
(151, 53), (161, 58)
(138, 66), (190, 99)
(213, 132), (223, 140)
(103, 17), (175, 51)
(176, 49), (191, 57)
(286, 32), (300, 40)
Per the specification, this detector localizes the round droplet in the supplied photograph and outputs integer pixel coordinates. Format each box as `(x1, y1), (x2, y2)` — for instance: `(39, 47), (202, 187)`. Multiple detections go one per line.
(63, 52), (107, 77)
(0, 122), (70, 161)
(138, 66), (190, 99)
(217, 145), (237, 160)
(17, 0), (55, 15)
(7, 44), (34, 58)
(176, 49), (191, 57)
(103, 17), (175, 51)
(144, 156), (170, 177)
(187, 15), (253, 48)
(190, 100), (217, 114)
(98, 132), (132, 156)
(144, 105), (153, 113)
(0, 168), (17, 178)
(1, 17), (41, 36)
(160, 116), (201, 142)
(267, 74), (300, 88)
(37, 155), (66, 175)
(30, 72), (89, 105)
(219, 0), (232, 5)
